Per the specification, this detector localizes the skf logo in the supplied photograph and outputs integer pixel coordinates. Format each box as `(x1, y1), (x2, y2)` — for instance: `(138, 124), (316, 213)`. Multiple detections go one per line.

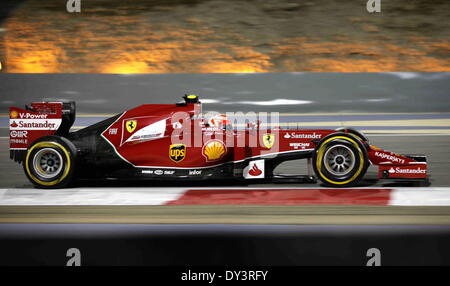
(262, 133), (275, 149)
(169, 144), (186, 163)
(10, 110), (18, 119)
(125, 120), (137, 133)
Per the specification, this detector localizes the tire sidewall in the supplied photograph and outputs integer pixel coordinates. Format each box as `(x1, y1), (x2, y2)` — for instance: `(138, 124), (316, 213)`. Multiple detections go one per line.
(313, 133), (368, 187)
(23, 136), (76, 189)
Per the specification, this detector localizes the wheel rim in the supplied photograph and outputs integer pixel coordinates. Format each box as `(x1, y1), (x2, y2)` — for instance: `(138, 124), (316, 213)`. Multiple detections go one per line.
(32, 148), (63, 179)
(323, 144), (355, 176)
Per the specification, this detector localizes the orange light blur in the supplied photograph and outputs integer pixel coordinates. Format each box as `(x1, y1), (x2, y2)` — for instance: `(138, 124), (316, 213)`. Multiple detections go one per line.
(2, 1), (449, 73)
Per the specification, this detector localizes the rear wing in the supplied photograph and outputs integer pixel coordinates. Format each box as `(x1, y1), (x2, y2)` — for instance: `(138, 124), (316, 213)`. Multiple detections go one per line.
(9, 101), (76, 163)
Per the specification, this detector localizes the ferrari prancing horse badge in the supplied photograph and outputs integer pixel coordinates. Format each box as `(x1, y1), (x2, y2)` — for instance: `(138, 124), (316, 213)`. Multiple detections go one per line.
(263, 133), (275, 149)
(125, 120), (137, 133)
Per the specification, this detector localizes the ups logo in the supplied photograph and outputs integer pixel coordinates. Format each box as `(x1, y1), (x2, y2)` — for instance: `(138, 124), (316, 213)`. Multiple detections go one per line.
(169, 144), (186, 163)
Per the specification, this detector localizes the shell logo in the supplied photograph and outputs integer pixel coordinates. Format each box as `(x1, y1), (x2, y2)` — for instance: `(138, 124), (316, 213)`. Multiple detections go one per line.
(202, 140), (226, 161)
(10, 110), (18, 119)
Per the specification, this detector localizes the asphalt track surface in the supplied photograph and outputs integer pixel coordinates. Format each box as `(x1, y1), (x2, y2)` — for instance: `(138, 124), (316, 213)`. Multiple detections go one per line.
(1, 134), (450, 224)
(1, 73), (450, 114)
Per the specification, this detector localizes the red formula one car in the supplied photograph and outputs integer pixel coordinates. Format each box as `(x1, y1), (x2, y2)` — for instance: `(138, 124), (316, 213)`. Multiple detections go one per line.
(9, 95), (428, 188)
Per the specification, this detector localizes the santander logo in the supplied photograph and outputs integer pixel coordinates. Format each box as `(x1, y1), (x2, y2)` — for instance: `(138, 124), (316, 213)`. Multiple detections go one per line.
(389, 167), (426, 174)
(249, 164), (262, 176)
(244, 159), (265, 179)
(284, 132), (321, 139)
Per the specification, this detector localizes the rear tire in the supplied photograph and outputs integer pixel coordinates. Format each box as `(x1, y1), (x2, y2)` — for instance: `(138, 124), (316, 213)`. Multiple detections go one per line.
(312, 133), (369, 187)
(23, 136), (76, 189)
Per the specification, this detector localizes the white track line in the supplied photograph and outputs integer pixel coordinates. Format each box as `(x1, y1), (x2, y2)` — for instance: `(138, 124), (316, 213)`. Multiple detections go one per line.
(0, 188), (187, 206)
(1, 187), (450, 206)
(389, 188), (450, 206)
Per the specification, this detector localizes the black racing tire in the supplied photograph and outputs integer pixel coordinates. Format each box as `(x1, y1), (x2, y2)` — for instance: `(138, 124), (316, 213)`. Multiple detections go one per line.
(312, 133), (369, 187)
(23, 136), (76, 189)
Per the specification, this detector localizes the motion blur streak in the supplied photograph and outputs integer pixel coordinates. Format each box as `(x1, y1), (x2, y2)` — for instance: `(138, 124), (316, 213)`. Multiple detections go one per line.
(166, 188), (392, 205)
(2, 187), (450, 207)
(1, 0), (449, 73)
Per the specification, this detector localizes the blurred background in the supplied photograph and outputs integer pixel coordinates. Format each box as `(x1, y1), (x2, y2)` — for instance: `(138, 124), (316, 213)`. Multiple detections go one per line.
(0, 0), (449, 73)
(1, 72), (449, 114)
(1, 72), (449, 140)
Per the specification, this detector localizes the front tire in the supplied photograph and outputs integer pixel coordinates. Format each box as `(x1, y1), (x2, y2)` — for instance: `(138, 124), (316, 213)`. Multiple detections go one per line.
(312, 133), (369, 187)
(23, 136), (76, 189)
